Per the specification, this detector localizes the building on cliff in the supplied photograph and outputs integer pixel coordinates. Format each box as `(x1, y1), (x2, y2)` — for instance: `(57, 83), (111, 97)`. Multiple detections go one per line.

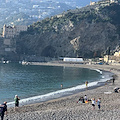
(0, 25), (27, 60)
(2, 24), (27, 38)
(90, 1), (96, 5)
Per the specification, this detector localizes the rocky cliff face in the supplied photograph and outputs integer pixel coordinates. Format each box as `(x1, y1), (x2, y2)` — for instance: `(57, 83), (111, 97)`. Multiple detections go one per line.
(39, 21), (119, 58)
(16, 3), (120, 59)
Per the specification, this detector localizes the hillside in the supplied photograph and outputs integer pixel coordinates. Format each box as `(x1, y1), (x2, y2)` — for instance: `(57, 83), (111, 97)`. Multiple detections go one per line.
(14, 2), (120, 60)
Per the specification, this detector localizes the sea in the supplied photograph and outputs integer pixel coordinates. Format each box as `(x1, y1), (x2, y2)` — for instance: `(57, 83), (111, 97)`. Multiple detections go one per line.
(0, 63), (113, 107)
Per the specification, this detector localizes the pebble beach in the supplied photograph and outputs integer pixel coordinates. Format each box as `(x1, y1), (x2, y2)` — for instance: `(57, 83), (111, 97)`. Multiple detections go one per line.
(4, 63), (120, 120)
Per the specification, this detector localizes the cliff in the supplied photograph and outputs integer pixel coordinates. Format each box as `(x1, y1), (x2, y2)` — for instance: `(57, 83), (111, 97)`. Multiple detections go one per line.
(15, 3), (120, 59)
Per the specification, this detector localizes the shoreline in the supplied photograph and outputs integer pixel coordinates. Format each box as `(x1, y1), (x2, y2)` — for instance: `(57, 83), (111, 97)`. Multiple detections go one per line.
(7, 63), (113, 108)
(5, 63), (120, 120)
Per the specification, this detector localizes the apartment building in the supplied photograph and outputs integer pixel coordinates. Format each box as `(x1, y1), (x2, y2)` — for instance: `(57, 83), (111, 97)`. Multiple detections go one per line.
(2, 24), (27, 38)
(2, 24), (27, 53)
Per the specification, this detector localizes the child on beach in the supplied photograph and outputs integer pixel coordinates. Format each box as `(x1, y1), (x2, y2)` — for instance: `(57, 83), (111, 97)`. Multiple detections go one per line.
(91, 98), (95, 110)
(84, 95), (89, 103)
(84, 95), (87, 101)
(96, 98), (101, 110)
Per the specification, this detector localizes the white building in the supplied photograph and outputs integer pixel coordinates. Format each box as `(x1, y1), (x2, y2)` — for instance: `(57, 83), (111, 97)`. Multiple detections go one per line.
(63, 58), (84, 62)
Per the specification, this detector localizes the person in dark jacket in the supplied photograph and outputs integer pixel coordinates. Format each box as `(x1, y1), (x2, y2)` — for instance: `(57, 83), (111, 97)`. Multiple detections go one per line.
(0, 101), (7, 120)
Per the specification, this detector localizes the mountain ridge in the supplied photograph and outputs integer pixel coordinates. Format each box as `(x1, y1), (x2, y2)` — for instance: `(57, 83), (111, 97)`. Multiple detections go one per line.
(0, 0), (99, 29)
(2, 1), (120, 61)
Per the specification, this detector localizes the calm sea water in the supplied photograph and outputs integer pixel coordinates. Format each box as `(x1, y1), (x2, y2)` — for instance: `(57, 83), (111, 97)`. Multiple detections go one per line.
(0, 63), (112, 107)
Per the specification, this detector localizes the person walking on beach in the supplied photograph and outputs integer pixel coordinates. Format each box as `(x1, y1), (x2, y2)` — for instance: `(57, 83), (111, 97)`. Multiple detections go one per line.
(0, 101), (7, 120)
(14, 95), (20, 111)
(96, 98), (101, 110)
(91, 98), (95, 110)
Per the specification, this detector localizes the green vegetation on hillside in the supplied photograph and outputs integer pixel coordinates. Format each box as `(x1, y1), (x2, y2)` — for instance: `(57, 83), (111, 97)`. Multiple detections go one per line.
(15, 3), (120, 59)
(28, 8), (104, 34)
(101, 4), (120, 35)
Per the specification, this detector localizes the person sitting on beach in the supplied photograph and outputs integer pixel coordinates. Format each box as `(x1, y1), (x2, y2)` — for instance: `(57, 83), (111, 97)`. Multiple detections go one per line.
(114, 87), (120, 93)
(14, 95), (20, 111)
(0, 101), (7, 120)
(77, 97), (85, 103)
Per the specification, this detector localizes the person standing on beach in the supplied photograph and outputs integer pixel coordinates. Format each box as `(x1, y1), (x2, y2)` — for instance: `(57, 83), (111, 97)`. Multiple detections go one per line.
(96, 98), (101, 110)
(61, 84), (63, 89)
(85, 81), (88, 89)
(91, 98), (95, 110)
(14, 95), (20, 111)
(0, 101), (7, 120)
(113, 77), (115, 84)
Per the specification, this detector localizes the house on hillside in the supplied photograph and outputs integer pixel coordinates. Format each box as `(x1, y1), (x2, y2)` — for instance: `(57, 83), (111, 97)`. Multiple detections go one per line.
(114, 51), (120, 57)
(104, 51), (120, 64)
(90, 0), (119, 6)
(90, 1), (96, 5)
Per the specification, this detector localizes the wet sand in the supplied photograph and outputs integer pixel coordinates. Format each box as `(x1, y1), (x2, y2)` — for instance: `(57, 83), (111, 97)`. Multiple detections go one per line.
(5, 63), (120, 120)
